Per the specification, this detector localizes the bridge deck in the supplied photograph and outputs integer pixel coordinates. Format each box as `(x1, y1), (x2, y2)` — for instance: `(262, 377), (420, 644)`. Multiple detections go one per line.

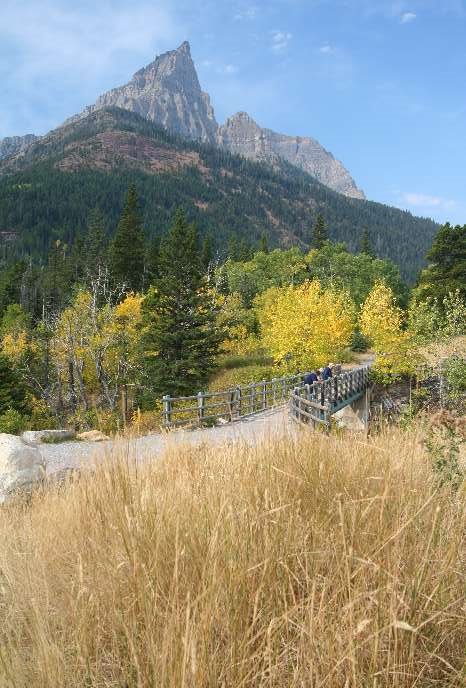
(290, 366), (370, 427)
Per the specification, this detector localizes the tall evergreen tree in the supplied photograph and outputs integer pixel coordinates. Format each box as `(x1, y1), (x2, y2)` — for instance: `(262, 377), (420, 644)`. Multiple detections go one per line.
(144, 235), (160, 288)
(141, 209), (221, 398)
(86, 207), (107, 277)
(0, 354), (28, 415)
(416, 223), (466, 301)
(42, 240), (72, 313)
(312, 214), (328, 250)
(201, 234), (213, 271)
(259, 233), (269, 254)
(360, 227), (375, 257)
(109, 185), (145, 292)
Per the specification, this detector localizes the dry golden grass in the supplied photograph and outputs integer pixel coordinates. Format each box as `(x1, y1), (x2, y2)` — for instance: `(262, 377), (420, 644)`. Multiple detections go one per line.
(0, 428), (465, 687)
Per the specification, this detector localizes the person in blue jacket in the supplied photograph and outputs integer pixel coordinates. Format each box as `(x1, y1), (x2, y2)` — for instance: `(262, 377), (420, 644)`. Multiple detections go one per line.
(304, 370), (318, 385)
(321, 364), (332, 381)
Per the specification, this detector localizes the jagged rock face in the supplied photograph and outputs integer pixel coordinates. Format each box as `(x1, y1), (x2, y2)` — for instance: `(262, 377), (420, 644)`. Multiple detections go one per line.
(67, 41), (218, 144)
(0, 134), (38, 160)
(218, 112), (365, 200)
(3, 42), (364, 198)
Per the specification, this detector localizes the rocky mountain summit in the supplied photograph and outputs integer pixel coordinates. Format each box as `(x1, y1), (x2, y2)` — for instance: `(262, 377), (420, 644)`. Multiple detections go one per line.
(0, 134), (38, 161)
(1, 41), (364, 198)
(65, 41), (218, 144)
(218, 112), (365, 199)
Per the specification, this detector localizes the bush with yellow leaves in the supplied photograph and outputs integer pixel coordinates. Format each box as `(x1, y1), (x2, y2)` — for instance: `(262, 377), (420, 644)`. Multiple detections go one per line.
(256, 280), (355, 372)
(359, 280), (416, 382)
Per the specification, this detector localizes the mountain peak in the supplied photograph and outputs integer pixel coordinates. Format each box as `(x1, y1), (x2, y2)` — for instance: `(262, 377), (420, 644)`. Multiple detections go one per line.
(176, 40), (191, 54)
(219, 114), (365, 199)
(59, 41), (363, 198)
(66, 40), (218, 143)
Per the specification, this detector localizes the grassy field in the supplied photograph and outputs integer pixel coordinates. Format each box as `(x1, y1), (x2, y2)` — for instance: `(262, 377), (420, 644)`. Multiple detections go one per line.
(0, 427), (464, 687)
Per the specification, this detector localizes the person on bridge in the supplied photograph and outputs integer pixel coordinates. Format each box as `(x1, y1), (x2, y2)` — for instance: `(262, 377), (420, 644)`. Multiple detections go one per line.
(321, 364), (333, 381)
(304, 371), (318, 385)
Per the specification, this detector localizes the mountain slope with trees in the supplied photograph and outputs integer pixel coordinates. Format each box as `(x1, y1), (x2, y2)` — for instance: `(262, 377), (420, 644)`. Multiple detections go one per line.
(0, 107), (438, 282)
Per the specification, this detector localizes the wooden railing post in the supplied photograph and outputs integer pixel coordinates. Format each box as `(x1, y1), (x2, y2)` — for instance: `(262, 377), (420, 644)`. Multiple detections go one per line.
(163, 395), (172, 426)
(262, 379), (267, 409)
(197, 391), (205, 424)
(228, 390), (235, 422)
(272, 378), (277, 406)
(236, 386), (242, 418)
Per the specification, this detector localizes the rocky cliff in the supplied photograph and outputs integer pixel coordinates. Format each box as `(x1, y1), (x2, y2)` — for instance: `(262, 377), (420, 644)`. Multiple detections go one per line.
(65, 41), (218, 144)
(218, 112), (365, 199)
(3, 41), (364, 198)
(0, 134), (38, 161)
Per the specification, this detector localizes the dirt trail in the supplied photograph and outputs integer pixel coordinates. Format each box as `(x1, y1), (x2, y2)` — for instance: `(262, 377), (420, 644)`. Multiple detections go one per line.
(41, 407), (293, 477)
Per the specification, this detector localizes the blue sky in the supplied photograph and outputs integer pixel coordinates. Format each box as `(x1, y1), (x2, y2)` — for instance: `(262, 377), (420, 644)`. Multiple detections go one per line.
(1, 0), (465, 224)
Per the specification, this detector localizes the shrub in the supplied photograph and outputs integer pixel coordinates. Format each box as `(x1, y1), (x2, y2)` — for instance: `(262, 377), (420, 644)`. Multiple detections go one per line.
(0, 408), (29, 435)
(443, 355), (466, 401)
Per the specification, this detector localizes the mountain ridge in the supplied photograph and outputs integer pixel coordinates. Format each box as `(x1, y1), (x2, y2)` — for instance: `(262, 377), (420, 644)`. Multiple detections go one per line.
(0, 41), (364, 199)
(0, 106), (437, 282)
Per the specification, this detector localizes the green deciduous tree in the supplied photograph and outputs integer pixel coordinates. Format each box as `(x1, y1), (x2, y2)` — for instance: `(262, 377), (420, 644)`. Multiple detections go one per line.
(141, 209), (221, 398)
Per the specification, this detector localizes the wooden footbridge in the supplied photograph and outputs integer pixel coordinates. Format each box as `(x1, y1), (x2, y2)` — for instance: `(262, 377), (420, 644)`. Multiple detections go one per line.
(162, 365), (371, 430)
(289, 365), (371, 429)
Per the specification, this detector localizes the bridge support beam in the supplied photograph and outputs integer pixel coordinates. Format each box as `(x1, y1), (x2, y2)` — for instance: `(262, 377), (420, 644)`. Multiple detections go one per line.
(333, 388), (370, 432)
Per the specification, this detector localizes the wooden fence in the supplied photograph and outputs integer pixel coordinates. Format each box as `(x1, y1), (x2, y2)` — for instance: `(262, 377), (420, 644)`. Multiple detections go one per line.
(162, 372), (314, 428)
(289, 365), (371, 428)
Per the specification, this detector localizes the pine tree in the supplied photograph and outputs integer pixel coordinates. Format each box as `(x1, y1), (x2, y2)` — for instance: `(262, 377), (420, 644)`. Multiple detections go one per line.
(420, 223), (466, 300)
(109, 185), (145, 292)
(0, 354), (28, 415)
(86, 207), (107, 277)
(360, 227), (375, 257)
(43, 240), (72, 313)
(201, 234), (213, 270)
(141, 209), (222, 398)
(144, 235), (160, 288)
(259, 233), (269, 254)
(312, 214), (328, 250)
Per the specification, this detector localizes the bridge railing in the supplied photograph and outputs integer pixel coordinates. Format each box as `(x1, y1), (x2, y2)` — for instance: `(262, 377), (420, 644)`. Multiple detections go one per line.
(289, 365), (371, 428)
(162, 372), (310, 428)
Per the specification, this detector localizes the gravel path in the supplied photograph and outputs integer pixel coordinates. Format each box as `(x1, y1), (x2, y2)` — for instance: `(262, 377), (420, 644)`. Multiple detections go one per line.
(41, 406), (294, 477)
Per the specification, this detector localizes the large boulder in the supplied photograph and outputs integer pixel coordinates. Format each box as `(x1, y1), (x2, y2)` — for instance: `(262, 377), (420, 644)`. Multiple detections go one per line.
(0, 433), (45, 504)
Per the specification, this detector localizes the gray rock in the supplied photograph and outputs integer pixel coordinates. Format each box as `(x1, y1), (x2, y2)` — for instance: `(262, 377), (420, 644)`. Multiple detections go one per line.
(76, 430), (109, 442)
(4, 42), (364, 200)
(218, 112), (365, 199)
(22, 429), (76, 444)
(0, 433), (45, 503)
(65, 41), (218, 144)
(0, 134), (39, 160)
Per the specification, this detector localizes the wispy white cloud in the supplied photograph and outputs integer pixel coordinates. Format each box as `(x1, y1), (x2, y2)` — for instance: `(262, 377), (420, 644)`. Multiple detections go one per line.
(319, 44), (335, 54)
(234, 5), (257, 21)
(400, 192), (457, 210)
(270, 30), (292, 53)
(400, 11), (417, 23)
(222, 64), (239, 74)
(0, 0), (180, 134)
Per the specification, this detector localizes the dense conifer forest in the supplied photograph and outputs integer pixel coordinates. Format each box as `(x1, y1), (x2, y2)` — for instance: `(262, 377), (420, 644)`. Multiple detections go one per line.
(0, 108), (438, 282)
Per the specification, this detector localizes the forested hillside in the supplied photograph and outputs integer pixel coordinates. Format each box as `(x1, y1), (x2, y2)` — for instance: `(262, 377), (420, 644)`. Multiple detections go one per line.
(0, 107), (437, 282)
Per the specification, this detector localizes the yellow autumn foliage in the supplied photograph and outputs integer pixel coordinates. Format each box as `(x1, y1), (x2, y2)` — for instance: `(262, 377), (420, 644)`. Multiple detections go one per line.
(257, 280), (355, 372)
(359, 280), (415, 379)
(1, 330), (30, 362)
